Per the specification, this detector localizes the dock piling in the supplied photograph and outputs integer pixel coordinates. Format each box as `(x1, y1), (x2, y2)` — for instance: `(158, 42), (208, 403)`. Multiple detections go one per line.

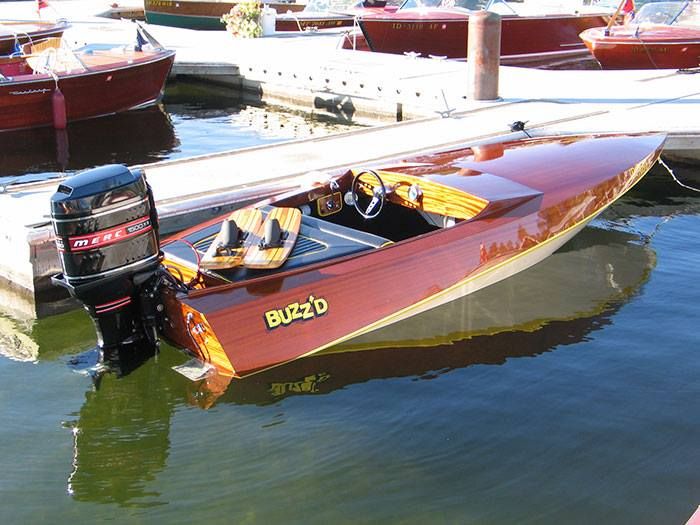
(467, 11), (501, 101)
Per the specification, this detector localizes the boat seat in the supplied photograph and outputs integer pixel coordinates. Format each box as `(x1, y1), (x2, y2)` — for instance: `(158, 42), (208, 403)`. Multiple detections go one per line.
(177, 207), (390, 283)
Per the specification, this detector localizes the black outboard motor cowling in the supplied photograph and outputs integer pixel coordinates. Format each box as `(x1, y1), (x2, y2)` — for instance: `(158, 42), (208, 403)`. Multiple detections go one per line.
(51, 165), (162, 350)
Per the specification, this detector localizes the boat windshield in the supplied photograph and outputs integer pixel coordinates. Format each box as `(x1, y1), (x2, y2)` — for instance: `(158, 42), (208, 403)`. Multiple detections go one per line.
(632, 1), (700, 26)
(397, 0), (594, 12)
(399, 0), (486, 9)
(303, 0), (400, 10)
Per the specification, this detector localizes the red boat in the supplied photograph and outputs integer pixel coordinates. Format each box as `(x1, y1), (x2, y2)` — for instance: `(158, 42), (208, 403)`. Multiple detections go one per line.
(0, 28), (175, 131)
(50, 133), (664, 378)
(357, 0), (611, 65)
(0, 19), (70, 56)
(580, 1), (700, 69)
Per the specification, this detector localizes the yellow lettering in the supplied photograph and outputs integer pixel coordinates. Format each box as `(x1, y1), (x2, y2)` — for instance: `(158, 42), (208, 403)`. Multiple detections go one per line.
(264, 310), (282, 329)
(280, 307), (294, 325)
(264, 295), (328, 329)
(288, 302), (301, 321)
(314, 298), (328, 316)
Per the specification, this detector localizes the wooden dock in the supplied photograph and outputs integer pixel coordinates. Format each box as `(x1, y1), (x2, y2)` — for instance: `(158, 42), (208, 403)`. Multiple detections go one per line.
(1, 1), (700, 318)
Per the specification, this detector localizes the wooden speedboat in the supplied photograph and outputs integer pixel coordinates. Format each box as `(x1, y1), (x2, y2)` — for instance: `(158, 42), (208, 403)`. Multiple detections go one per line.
(357, 0), (611, 65)
(0, 28), (175, 131)
(178, 226), (655, 406)
(143, 0), (305, 30)
(0, 19), (70, 56)
(50, 133), (664, 379)
(580, 1), (700, 69)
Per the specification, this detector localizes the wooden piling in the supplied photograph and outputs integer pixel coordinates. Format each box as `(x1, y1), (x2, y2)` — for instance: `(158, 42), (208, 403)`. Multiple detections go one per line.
(467, 11), (501, 101)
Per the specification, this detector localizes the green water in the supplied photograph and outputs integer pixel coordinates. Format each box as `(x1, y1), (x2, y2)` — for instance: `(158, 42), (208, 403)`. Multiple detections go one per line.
(0, 82), (698, 523)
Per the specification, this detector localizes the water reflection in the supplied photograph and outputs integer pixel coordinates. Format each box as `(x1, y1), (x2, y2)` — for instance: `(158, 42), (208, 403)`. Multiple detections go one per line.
(0, 105), (178, 177)
(66, 350), (177, 507)
(55, 225), (656, 505)
(0, 79), (360, 181)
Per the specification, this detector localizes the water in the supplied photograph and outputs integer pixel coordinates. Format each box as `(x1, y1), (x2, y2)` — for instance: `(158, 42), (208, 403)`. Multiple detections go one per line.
(0, 78), (357, 180)
(1, 82), (699, 523)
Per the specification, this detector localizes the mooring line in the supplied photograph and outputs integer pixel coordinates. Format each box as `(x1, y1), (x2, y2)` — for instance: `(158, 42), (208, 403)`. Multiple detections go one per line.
(659, 156), (700, 193)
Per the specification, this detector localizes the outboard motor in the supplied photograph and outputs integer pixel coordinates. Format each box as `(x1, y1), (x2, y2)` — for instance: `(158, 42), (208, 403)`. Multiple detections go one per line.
(51, 165), (163, 351)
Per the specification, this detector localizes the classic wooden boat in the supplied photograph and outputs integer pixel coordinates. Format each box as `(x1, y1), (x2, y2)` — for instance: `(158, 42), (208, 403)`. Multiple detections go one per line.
(357, 0), (611, 65)
(143, 0), (306, 30)
(50, 133), (664, 379)
(178, 226), (655, 406)
(580, 1), (700, 69)
(0, 29), (175, 131)
(0, 19), (70, 56)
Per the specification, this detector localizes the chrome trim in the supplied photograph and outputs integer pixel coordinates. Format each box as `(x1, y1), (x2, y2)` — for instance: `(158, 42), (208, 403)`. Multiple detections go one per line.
(51, 196), (149, 223)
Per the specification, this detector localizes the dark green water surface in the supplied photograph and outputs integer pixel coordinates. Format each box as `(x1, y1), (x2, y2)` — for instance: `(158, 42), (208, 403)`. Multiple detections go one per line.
(0, 81), (698, 524)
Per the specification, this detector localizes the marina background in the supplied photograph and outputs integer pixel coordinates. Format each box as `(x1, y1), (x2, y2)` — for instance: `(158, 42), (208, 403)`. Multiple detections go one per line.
(0, 79), (698, 523)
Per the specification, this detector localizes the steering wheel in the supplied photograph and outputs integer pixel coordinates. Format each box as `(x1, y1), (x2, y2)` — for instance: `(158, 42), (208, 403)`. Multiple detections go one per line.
(351, 170), (386, 219)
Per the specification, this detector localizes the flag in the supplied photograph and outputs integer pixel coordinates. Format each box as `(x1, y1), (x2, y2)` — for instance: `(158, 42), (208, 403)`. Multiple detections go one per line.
(620, 0), (635, 15)
(135, 27), (148, 52)
(37, 0), (49, 17)
(621, 0), (635, 23)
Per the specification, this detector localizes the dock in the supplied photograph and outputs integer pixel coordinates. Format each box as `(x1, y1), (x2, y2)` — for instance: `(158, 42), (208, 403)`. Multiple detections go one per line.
(2, 0), (700, 319)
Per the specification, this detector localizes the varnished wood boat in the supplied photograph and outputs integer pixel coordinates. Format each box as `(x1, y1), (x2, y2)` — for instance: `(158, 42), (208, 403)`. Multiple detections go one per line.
(580, 1), (700, 69)
(49, 133), (664, 380)
(143, 0), (306, 30)
(0, 19), (69, 56)
(0, 29), (175, 131)
(176, 226), (656, 406)
(356, 0), (612, 65)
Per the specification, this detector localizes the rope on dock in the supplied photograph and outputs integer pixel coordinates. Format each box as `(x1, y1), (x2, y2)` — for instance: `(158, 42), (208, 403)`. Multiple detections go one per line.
(659, 157), (700, 193)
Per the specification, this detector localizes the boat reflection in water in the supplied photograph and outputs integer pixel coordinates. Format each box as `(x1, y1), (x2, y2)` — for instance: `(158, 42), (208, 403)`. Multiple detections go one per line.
(0, 105), (177, 177)
(187, 225), (656, 407)
(61, 224), (654, 503)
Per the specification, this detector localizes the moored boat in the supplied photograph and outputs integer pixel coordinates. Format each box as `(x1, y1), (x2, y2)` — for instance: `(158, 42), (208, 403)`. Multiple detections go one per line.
(580, 1), (700, 69)
(357, 0), (612, 65)
(143, 0), (305, 30)
(0, 27), (175, 131)
(49, 133), (664, 378)
(182, 225), (656, 406)
(0, 19), (70, 56)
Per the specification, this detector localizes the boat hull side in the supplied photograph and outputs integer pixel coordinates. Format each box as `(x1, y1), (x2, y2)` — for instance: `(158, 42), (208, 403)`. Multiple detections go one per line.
(0, 52), (175, 131)
(359, 13), (609, 62)
(581, 28), (700, 69)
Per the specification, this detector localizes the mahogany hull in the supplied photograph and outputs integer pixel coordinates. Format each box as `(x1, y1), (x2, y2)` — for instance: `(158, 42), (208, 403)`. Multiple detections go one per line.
(580, 26), (700, 69)
(161, 134), (664, 378)
(0, 51), (175, 131)
(192, 223), (654, 405)
(358, 10), (609, 64)
(144, 0), (305, 30)
(0, 20), (70, 55)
